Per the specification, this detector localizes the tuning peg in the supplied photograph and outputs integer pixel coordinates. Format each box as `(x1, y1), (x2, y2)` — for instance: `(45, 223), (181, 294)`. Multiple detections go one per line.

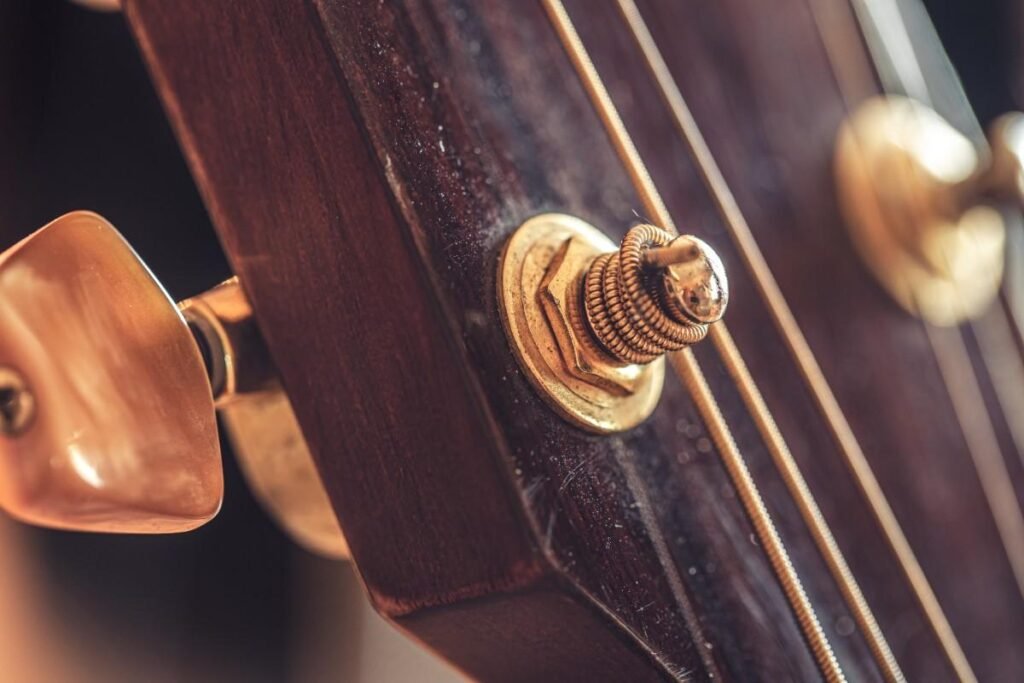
(0, 212), (221, 532)
(499, 214), (727, 433)
(834, 95), (1010, 325)
(0, 212), (347, 558)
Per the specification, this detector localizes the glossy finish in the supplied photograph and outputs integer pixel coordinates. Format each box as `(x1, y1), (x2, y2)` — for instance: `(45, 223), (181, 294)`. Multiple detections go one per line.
(646, 235), (729, 325)
(126, 0), (1024, 680)
(835, 95), (1006, 324)
(498, 213), (666, 433)
(180, 279), (349, 559)
(0, 211), (222, 532)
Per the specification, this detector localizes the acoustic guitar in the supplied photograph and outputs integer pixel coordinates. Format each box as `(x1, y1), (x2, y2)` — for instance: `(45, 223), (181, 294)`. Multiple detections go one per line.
(1, 0), (1023, 681)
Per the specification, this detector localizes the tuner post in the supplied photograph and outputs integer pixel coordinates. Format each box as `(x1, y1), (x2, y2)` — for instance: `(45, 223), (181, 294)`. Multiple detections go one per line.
(498, 214), (727, 433)
(583, 226), (727, 365)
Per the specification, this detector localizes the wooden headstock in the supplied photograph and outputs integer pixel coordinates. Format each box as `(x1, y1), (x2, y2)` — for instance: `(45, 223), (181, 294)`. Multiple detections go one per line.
(3, 0), (1024, 681)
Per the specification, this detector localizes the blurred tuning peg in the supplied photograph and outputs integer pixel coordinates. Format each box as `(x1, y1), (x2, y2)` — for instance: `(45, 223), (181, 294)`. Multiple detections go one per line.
(835, 96), (1015, 326)
(981, 112), (1024, 205)
(0, 212), (347, 558)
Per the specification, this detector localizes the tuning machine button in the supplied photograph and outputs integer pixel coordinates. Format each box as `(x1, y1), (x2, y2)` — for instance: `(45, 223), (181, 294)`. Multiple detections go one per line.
(835, 95), (1019, 325)
(498, 213), (727, 433)
(0, 211), (347, 558)
(0, 212), (221, 532)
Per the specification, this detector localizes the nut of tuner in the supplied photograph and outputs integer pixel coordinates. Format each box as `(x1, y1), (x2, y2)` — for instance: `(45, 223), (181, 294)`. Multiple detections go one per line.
(0, 212), (223, 533)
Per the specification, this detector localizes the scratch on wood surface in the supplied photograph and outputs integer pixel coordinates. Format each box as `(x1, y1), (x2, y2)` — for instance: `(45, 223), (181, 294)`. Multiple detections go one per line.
(559, 450), (599, 492)
(543, 507), (557, 552)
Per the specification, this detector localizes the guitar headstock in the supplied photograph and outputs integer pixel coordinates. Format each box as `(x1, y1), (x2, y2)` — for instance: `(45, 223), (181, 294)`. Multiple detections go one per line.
(4, 0), (1024, 681)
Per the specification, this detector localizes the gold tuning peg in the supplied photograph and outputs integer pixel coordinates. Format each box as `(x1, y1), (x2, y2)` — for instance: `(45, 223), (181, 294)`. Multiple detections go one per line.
(498, 214), (727, 433)
(835, 95), (1012, 326)
(0, 212), (347, 558)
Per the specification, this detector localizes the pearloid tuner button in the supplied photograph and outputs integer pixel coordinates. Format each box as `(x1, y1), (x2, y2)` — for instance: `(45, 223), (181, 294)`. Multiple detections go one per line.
(0, 211), (223, 533)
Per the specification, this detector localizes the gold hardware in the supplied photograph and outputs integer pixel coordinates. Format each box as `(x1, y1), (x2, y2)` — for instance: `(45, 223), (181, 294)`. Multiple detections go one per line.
(835, 95), (1008, 325)
(498, 213), (726, 433)
(0, 211), (348, 558)
(180, 281), (350, 560)
(180, 278), (277, 402)
(584, 225), (726, 364)
(0, 212), (223, 533)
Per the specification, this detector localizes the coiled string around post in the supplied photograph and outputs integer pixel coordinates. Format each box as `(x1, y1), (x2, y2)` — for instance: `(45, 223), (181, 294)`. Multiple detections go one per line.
(583, 224), (708, 364)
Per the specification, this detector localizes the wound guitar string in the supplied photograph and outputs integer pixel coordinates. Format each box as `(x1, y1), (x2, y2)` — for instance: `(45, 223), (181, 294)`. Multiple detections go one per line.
(540, 0), (846, 680)
(820, 0), (1024, 678)
(857, 0), (1024, 604)
(806, 0), (977, 677)
(614, 1), (908, 680)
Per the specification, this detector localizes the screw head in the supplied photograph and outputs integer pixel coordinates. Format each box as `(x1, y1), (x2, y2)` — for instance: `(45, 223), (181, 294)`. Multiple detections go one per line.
(0, 367), (35, 437)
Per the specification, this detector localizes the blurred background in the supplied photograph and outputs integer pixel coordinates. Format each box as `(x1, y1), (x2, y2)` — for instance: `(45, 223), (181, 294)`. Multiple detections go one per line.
(0, 0), (1019, 681)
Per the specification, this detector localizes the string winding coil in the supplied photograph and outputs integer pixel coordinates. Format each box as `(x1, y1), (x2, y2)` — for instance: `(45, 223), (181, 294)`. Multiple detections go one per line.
(583, 224), (708, 365)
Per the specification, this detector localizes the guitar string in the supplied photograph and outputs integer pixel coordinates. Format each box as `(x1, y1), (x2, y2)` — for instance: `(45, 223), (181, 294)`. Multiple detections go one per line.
(974, 302), (1024, 476)
(922, 311), (1024, 599)
(1005, 234), (1024, 345)
(611, 2), (905, 681)
(804, 0), (994, 679)
(539, 0), (845, 680)
(851, 0), (1024, 608)
(988, 229), (1024, 510)
(929, 247), (1024, 600)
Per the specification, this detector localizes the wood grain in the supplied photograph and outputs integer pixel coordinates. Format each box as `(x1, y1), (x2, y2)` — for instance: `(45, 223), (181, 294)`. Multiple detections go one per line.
(125, 0), (1024, 680)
